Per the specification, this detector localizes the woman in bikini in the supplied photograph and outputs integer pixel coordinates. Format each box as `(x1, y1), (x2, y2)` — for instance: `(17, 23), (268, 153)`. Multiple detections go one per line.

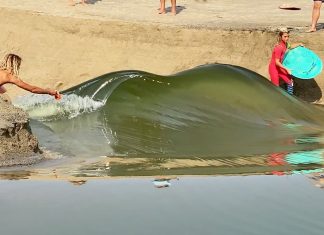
(0, 53), (60, 99)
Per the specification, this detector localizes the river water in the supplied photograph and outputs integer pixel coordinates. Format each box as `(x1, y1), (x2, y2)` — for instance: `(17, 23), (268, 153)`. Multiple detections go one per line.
(1, 64), (323, 235)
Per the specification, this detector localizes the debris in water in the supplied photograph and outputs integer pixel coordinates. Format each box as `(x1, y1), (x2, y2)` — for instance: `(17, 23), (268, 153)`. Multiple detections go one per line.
(153, 179), (171, 188)
(153, 177), (179, 188)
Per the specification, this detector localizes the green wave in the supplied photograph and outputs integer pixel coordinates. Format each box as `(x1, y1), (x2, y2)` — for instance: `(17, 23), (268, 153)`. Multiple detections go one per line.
(51, 64), (324, 158)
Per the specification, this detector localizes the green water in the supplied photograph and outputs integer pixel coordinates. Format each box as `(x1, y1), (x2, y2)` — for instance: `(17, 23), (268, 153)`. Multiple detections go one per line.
(10, 64), (324, 175)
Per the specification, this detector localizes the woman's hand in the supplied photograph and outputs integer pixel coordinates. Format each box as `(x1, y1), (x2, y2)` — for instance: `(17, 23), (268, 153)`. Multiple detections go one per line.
(54, 90), (62, 100)
(0, 86), (7, 94)
(48, 89), (62, 100)
(286, 69), (292, 75)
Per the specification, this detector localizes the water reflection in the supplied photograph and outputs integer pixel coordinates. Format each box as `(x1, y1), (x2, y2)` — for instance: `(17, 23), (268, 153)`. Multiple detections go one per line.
(266, 149), (324, 176)
(1, 148), (323, 180)
(286, 149), (324, 165)
(1, 135), (324, 186)
(267, 152), (287, 176)
(69, 180), (87, 186)
(1, 176), (324, 235)
(0, 171), (32, 180)
(152, 177), (179, 188)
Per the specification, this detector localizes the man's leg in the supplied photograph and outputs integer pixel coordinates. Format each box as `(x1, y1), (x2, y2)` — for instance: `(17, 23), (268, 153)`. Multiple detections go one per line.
(308, 1), (322, 32)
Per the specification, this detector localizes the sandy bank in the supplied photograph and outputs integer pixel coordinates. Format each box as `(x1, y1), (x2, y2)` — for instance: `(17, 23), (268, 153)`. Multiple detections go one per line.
(0, 4), (323, 102)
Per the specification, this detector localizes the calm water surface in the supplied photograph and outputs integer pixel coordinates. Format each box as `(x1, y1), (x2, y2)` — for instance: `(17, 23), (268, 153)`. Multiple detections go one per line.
(0, 175), (324, 235)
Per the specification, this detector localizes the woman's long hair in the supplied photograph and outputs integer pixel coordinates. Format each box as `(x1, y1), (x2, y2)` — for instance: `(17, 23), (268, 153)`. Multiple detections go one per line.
(277, 28), (289, 43)
(0, 54), (22, 76)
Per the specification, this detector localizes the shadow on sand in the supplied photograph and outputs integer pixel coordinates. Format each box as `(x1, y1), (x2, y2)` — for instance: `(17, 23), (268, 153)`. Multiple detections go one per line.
(279, 78), (322, 102)
(164, 6), (186, 15)
(316, 23), (324, 31)
(294, 78), (322, 102)
(85, 0), (102, 4)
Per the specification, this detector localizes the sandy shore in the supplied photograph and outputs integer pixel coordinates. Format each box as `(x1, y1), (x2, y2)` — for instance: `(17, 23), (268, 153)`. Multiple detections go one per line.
(0, 0), (317, 29)
(0, 0), (323, 101)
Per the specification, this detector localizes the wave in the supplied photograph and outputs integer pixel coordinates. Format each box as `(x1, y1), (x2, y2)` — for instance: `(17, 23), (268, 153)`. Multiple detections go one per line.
(14, 94), (104, 121)
(14, 64), (324, 161)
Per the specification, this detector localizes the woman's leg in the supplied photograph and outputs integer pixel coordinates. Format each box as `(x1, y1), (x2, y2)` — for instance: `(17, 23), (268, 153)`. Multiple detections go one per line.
(308, 1), (322, 32)
(278, 68), (292, 85)
(278, 69), (294, 94)
(159, 0), (166, 14)
(171, 0), (177, 15)
(269, 67), (280, 86)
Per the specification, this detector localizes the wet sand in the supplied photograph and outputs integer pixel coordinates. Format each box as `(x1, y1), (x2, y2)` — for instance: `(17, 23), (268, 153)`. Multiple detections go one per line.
(0, 0), (323, 101)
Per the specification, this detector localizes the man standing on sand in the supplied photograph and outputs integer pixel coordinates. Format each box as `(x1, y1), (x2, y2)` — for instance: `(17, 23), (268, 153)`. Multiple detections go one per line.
(308, 0), (323, 32)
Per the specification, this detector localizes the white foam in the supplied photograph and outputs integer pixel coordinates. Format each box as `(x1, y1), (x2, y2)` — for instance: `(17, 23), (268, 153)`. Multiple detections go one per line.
(14, 94), (105, 121)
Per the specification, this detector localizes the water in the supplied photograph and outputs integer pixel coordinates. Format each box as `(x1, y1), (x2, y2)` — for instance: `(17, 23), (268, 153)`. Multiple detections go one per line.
(0, 176), (323, 235)
(4, 64), (324, 235)
(11, 64), (324, 174)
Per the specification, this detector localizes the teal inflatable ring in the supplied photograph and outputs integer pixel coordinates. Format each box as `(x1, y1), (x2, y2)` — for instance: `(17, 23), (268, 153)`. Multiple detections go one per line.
(283, 46), (323, 79)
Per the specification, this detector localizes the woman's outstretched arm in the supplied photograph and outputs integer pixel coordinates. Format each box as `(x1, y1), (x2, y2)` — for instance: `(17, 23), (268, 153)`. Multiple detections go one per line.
(8, 75), (58, 97)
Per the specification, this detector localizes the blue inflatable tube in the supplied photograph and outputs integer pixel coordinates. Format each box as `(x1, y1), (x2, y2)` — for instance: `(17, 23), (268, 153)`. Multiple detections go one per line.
(283, 46), (323, 79)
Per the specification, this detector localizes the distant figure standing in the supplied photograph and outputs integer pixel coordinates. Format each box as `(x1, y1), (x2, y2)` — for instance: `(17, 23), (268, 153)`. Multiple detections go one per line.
(268, 30), (303, 93)
(307, 0), (323, 32)
(0, 54), (61, 99)
(69, 0), (87, 6)
(159, 0), (177, 15)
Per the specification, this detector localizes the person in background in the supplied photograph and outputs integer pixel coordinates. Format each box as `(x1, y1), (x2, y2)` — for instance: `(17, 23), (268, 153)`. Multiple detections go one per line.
(158, 0), (177, 15)
(0, 54), (61, 99)
(307, 0), (323, 33)
(268, 29), (303, 94)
